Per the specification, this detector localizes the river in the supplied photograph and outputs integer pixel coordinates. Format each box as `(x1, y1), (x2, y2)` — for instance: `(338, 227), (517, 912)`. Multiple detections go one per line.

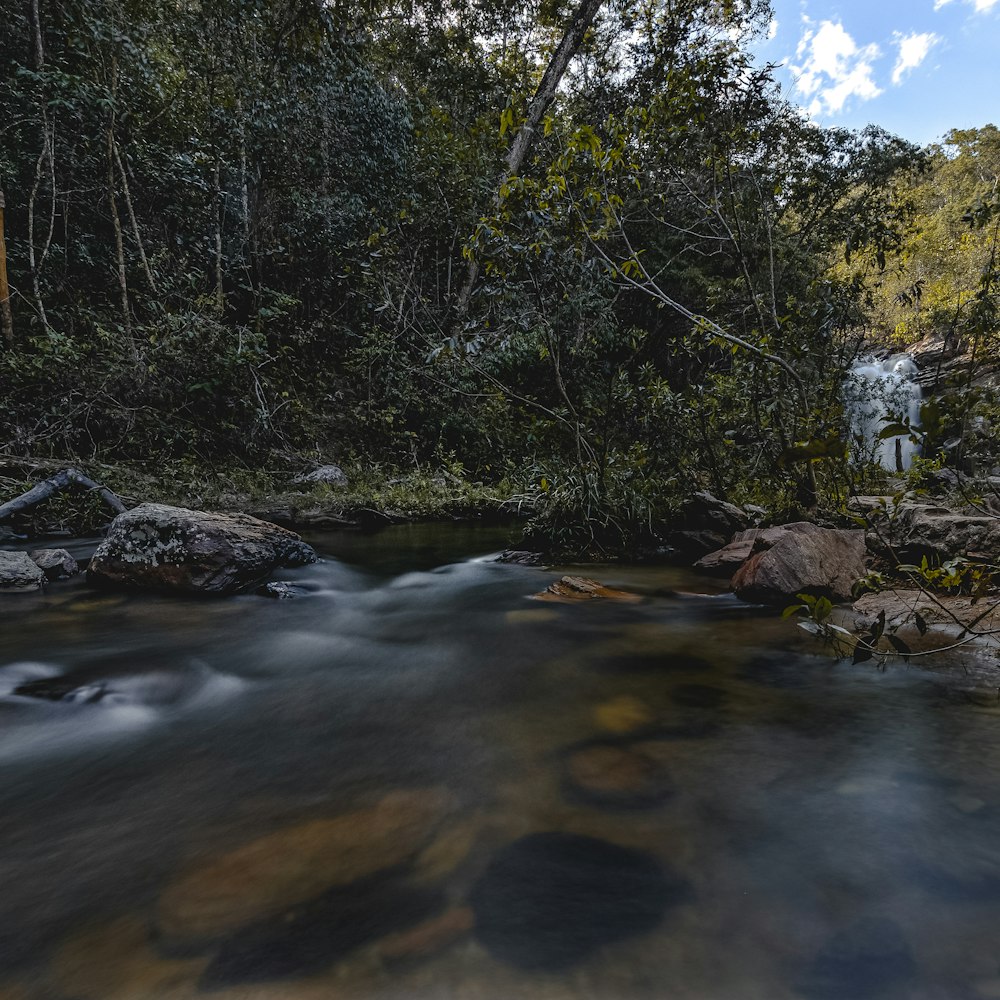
(1, 524), (999, 999)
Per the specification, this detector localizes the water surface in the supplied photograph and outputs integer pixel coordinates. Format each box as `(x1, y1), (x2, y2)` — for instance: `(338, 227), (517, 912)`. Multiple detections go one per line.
(1, 524), (999, 999)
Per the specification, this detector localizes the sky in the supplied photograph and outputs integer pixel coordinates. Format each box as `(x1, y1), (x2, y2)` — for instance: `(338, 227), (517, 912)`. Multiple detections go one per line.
(754, 0), (1000, 146)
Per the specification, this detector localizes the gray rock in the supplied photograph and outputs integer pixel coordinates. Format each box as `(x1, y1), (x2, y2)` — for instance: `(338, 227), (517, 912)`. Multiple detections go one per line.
(496, 550), (546, 566)
(867, 501), (1000, 564)
(293, 465), (348, 488)
(731, 522), (866, 604)
(257, 581), (309, 599)
(682, 490), (750, 536)
(88, 503), (316, 596)
(0, 550), (46, 592)
(694, 529), (760, 573)
(29, 547), (79, 580)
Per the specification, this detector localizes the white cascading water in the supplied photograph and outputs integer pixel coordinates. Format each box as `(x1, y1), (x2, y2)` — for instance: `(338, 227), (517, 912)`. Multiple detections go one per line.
(845, 354), (922, 471)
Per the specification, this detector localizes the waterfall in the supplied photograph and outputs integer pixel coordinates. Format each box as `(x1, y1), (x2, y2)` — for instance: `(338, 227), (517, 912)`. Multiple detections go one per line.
(845, 354), (922, 471)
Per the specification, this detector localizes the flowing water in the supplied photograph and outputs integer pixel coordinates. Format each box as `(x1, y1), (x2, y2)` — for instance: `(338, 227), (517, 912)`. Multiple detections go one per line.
(2, 525), (1000, 999)
(846, 355), (923, 471)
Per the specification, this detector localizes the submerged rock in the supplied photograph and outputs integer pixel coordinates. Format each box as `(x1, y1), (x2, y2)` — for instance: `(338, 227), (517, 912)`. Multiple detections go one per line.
(200, 877), (445, 988)
(730, 522), (865, 604)
(88, 503), (316, 596)
(533, 576), (641, 603)
(470, 833), (678, 970)
(799, 917), (916, 999)
(29, 548), (79, 580)
(376, 905), (475, 962)
(0, 550), (45, 592)
(562, 741), (672, 809)
(593, 695), (655, 734)
(156, 788), (455, 947)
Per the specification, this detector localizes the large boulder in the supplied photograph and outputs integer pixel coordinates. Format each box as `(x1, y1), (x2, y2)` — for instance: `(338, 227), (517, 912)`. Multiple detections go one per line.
(865, 501), (1000, 564)
(88, 503), (316, 596)
(0, 550), (46, 592)
(730, 522), (866, 604)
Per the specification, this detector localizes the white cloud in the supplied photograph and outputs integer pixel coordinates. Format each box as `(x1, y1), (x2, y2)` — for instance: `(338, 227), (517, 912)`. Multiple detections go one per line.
(935, 0), (998, 11)
(767, 17), (779, 40)
(790, 19), (883, 116)
(891, 31), (940, 85)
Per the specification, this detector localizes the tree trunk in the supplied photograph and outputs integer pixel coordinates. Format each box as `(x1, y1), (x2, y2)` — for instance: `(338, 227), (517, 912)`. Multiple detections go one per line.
(0, 187), (12, 344)
(107, 125), (133, 345)
(451, 0), (605, 328)
(0, 467), (126, 523)
(112, 139), (157, 293)
(214, 158), (225, 314)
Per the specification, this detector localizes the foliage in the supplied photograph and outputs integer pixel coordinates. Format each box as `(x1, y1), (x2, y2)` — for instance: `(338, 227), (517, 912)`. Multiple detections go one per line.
(0, 0), (944, 549)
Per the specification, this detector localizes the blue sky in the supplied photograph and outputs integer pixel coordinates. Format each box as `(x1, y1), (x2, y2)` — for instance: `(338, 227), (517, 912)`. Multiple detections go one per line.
(754, 0), (1000, 145)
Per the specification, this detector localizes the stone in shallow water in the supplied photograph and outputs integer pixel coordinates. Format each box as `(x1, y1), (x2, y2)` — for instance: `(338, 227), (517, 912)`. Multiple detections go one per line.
(562, 742), (672, 810)
(0, 550), (45, 592)
(532, 576), (641, 603)
(200, 877), (445, 988)
(29, 547), (79, 580)
(799, 917), (916, 999)
(156, 787), (455, 948)
(470, 832), (680, 970)
(593, 695), (654, 734)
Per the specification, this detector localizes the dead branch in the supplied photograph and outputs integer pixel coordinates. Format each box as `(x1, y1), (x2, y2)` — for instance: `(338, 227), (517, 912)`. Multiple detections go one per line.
(0, 467), (127, 523)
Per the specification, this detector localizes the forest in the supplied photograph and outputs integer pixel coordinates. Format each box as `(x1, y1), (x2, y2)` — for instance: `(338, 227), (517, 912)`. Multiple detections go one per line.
(4, 3), (1000, 997)
(1, 0), (998, 552)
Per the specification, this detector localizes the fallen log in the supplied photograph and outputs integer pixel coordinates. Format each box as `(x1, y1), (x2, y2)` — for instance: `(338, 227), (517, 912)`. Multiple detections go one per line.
(0, 467), (127, 523)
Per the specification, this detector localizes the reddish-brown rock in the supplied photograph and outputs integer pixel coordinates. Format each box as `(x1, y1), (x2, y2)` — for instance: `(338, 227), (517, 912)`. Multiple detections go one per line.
(532, 576), (641, 603)
(731, 522), (866, 604)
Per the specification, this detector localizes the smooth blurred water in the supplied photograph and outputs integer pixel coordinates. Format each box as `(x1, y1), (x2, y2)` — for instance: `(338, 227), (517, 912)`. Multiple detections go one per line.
(1, 524), (999, 999)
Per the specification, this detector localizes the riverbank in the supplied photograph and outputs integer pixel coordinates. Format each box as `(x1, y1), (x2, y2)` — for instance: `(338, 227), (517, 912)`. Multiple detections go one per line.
(0, 456), (524, 538)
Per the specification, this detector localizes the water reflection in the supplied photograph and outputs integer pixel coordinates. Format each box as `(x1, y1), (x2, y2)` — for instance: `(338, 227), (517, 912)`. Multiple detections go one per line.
(0, 523), (999, 998)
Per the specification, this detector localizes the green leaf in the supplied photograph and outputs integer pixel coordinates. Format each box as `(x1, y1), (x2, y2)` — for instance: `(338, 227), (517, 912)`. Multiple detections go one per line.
(887, 635), (911, 655)
(853, 642), (875, 665)
(877, 423), (911, 440)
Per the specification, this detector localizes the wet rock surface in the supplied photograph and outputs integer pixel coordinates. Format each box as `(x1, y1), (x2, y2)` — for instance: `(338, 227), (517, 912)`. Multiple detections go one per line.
(28, 548), (79, 580)
(0, 550), (45, 592)
(256, 581), (310, 599)
(470, 833), (680, 970)
(200, 876), (446, 988)
(561, 741), (673, 809)
(496, 549), (546, 566)
(156, 787), (456, 947)
(88, 503), (316, 595)
(533, 576), (641, 603)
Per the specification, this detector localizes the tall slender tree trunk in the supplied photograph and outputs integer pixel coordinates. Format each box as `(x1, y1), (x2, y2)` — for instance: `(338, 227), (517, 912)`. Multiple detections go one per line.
(451, 0), (605, 328)
(213, 158), (225, 313)
(0, 187), (13, 344)
(107, 125), (133, 349)
(112, 140), (156, 292)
